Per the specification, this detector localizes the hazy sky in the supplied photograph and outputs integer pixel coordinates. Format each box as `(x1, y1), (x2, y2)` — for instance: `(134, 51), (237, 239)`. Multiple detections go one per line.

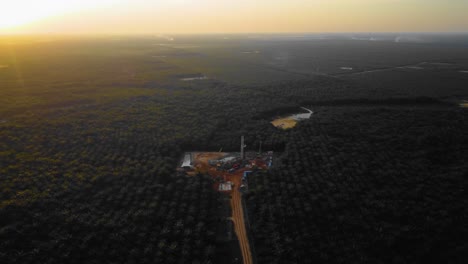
(1, 0), (467, 34)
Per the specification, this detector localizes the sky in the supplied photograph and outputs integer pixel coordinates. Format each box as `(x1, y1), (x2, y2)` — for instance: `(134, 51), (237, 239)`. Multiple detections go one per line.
(1, 0), (467, 34)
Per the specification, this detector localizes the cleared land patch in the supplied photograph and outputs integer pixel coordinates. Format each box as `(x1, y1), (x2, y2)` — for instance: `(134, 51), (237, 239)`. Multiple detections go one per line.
(271, 107), (313, 129)
(271, 117), (298, 129)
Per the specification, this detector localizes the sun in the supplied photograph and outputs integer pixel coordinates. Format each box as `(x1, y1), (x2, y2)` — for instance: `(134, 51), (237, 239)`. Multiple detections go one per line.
(0, 10), (34, 29)
(0, 6), (45, 29)
(0, 1), (66, 30)
(0, 0), (119, 31)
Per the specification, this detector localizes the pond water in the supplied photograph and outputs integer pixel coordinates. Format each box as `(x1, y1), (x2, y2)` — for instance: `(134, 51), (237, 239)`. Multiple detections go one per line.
(180, 76), (208, 81)
(289, 107), (313, 120)
(403, 66), (424, 70)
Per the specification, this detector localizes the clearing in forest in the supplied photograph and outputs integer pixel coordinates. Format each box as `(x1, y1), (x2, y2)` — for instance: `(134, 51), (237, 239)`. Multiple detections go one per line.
(271, 107), (313, 129)
(271, 117), (298, 129)
(460, 100), (468, 108)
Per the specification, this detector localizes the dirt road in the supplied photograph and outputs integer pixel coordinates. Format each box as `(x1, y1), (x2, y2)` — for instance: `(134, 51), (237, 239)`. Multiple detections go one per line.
(190, 152), (255, 264)
(230, 175), (253, 264)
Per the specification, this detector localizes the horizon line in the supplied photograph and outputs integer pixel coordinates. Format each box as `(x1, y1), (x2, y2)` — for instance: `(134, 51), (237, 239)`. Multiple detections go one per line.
(1, 31), (468, 37)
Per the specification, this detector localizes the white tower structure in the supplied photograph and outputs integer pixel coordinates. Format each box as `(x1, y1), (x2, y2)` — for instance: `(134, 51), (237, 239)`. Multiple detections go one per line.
(241, 136), (246, 160)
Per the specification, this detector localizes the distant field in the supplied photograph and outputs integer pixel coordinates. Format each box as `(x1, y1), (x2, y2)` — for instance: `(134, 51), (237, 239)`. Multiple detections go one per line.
(2, 35), (468, 116)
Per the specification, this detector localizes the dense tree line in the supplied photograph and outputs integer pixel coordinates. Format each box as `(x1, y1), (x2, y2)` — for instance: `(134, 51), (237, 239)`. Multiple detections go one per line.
(1, 174), (219, 264)
(247, 107), (468, 264)
(0, 76), (299, 263)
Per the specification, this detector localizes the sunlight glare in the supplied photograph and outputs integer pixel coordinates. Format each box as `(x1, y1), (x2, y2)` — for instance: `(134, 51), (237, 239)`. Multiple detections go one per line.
(0, 0), (119, 29)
